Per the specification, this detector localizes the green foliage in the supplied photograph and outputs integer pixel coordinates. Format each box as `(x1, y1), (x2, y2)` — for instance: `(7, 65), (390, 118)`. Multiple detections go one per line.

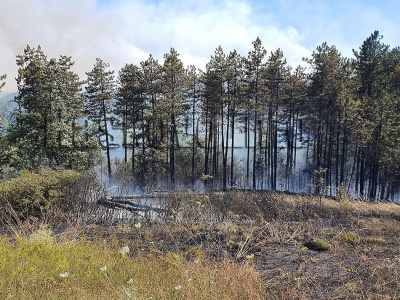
(200, 173), (213, 182)
(0, 170), (88, 219)
(6, 45), (99, 172)
(161, 48), (188, 188)
(335, 185), (350, 201)
(85, 58), (115, 179)
(5, 112), (48, 170)
(116, 63), (146, 166)
(310, 167), (329, 204)
(175, 147), (205, 185)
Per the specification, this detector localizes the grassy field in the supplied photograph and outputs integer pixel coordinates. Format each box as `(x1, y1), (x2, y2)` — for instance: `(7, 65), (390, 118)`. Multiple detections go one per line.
(1, 186), (400, 299)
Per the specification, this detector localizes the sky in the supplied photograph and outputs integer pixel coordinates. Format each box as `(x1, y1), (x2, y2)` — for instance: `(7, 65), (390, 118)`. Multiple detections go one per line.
(1, 0), (400, 93)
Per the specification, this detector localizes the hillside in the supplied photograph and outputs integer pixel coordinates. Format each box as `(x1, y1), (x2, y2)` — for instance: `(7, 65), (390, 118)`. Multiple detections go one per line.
(0, 92), (17, 119)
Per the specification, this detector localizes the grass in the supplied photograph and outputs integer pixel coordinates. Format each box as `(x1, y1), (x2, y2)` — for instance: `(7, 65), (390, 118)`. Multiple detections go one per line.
(0, 226), (263, 299)
(2, 175), (400, 299)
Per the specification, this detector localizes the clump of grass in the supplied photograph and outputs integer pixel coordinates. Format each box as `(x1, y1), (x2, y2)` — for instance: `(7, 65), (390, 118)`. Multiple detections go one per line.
(360, 237), (385, 244)
(339, 232), (361, 245)
(339, 232), (385, 246)
(304, 238), (331, 251)
(0, 227), (264, 299)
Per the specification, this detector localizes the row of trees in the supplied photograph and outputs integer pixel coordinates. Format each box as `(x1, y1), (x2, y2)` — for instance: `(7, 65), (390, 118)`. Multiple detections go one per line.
(1, 31), (400, 200)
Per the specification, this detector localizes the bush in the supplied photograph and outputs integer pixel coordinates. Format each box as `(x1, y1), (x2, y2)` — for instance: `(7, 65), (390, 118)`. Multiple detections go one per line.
(0, 169), (99, 220)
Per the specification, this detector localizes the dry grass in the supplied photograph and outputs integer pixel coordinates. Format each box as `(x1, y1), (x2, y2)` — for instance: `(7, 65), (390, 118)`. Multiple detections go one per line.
(0, 225), (263, 299)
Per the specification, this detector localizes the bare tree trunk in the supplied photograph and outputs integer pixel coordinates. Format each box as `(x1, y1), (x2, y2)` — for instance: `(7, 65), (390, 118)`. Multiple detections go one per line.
(191, 93), (196, 190)
(230, 99), (236, 188)
(131, 125), (135, 177)
(102, 100), (112, 179)
(170, 114), (176, 189)
(253, 98), (258, 190)
(246, 115), (250, 189)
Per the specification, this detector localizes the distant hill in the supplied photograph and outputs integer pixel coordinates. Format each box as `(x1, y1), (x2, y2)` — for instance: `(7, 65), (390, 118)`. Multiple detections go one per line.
(1, 91), (17, 100)
(0, 92), (17, 119)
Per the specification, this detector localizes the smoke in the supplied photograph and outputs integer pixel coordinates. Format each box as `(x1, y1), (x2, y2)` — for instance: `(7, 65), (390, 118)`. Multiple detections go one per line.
(0, 0), (310, 92)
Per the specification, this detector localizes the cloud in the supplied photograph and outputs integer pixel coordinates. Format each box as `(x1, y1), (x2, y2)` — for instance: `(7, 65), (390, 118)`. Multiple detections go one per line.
(0, 0), (311, 92)
(270, 0), (400, 58)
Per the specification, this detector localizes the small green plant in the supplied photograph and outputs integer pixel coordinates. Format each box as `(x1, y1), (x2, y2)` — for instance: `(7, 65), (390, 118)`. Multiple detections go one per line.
(336, 185), (351, 202)
(200, 174), (213, 182)
(28, 227), (55, 245)
(334, 263), (356, 273)
(339, 232), (361, 245)
(304, 238), (331, 251)
(309, 167), (329, 205)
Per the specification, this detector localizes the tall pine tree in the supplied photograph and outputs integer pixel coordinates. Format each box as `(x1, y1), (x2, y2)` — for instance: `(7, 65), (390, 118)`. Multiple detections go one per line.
(85, 58), (115, 179)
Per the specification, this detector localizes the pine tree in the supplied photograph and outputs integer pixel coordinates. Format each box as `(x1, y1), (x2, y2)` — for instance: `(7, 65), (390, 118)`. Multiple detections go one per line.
(8, 45), (98, 171)
(244, 38), (267, 190)
(200, 66), (220, 188)
(140, 55), (163, 187)
(264, 49), (288, 190)
(117, 63), (145, 178)
(353, 31), (391, 199)
(186, 65), (201, 189)
(281, 65), (307, 191)
(226, 50), (244, 188)
(304, 43), (343, 194)
(207, 46), (228, 189)
(85, 58), (115, 179)
(161, 48), (187, 189)
(14, 45), (50, 166)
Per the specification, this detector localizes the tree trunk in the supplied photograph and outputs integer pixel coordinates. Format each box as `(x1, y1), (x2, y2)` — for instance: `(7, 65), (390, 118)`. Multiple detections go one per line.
(170, 114), (176, 189)
(191, 92), (196, 190)
(253, 98), (258, 190)
(246, 115), (250, 189)
(103, 100), (112, 179)
(230, 98), (236, 188)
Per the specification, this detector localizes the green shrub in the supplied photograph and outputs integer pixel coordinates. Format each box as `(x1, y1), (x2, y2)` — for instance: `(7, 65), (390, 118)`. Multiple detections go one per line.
(0, 169), (97, 220)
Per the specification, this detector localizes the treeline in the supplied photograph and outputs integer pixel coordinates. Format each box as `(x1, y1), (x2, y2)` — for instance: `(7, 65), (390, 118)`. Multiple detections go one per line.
(1, 30), (400, 201)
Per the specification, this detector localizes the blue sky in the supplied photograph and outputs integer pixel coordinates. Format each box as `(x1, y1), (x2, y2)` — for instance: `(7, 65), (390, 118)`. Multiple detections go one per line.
(1, 0), (399, 92)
